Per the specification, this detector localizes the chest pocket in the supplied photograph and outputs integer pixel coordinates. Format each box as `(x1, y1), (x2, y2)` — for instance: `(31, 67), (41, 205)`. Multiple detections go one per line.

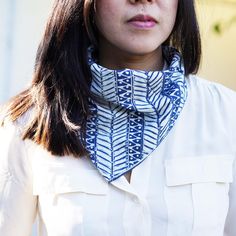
(164, 155), (235, 236)
(33, 166), (108, 196)
(32, 158), (109, 235)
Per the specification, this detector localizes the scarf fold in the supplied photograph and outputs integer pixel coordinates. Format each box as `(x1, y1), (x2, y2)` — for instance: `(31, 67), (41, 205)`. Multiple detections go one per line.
(85, 46), (188, 182)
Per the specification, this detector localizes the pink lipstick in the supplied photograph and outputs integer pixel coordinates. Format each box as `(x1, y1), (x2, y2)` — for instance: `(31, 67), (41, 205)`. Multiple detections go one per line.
(128, 14), (157, 29)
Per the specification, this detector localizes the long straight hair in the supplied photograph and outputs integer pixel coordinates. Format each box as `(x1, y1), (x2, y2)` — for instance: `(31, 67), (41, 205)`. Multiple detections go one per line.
(1, 0), (201, 157)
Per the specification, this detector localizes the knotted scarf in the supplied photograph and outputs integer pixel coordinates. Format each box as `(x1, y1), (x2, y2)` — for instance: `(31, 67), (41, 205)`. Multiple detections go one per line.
(85, 46), (187, 182)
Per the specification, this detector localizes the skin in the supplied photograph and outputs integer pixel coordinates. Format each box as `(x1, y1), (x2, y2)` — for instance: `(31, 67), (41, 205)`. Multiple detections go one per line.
(94, 0), (179, 71)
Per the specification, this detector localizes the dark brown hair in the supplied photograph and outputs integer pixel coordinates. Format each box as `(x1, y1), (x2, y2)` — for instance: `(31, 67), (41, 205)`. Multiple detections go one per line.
(1, 0), (201, 157)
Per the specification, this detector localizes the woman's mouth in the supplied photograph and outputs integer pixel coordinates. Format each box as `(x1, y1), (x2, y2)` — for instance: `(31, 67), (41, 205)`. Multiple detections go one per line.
(127, 14), (157, 29)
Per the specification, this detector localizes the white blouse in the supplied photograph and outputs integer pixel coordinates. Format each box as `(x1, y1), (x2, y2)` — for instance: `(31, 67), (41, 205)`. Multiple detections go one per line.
(0, 75), (236, 236)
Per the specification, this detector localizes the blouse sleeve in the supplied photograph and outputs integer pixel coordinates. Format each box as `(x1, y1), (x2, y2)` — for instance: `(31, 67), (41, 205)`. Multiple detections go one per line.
(224, 154), (236, 236)
(223, 86), (236, 236)
(0, 122), (37, 236)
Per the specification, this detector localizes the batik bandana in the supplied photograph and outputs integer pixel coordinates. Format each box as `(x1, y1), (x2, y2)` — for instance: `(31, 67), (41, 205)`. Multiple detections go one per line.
(86, 46), (187, 182)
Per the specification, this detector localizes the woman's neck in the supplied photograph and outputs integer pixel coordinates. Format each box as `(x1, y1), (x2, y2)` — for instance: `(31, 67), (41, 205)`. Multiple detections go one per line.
(97, 42), (164, 71)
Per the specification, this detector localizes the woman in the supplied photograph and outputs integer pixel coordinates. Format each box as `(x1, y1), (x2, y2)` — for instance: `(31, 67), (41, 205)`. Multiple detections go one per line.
(0, 0), (236, 235)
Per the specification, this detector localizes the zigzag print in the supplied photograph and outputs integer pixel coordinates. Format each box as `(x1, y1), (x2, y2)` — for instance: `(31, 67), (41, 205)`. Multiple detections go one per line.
(86, 46), (188, 181)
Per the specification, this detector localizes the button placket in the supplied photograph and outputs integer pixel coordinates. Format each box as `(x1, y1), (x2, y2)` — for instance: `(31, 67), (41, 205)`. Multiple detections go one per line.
(123, 193), (144, 236)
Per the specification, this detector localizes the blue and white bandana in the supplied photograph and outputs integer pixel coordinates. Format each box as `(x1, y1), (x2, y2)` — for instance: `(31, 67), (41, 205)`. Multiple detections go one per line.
(86, 47), (188, 182)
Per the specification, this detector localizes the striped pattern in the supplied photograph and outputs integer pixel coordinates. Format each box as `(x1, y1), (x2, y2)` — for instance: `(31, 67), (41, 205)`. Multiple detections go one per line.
(86, 46), (188, 182)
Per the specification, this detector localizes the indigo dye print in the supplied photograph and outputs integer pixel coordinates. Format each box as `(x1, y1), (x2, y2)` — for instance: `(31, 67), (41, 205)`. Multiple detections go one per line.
(86, 47), (188, 182)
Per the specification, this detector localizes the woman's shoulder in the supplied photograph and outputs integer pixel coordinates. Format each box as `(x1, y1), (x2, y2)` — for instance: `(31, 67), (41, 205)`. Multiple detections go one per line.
(187, 74), (236, 136)
(187, 74), (236, 106)
(186, 75), (236, 149)
(0, 106), (33, 133)
(0, 108), (32, 145)
(0, 107), (34, 162)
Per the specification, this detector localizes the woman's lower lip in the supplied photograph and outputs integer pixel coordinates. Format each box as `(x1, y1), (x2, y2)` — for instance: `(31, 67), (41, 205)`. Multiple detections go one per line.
(128, 20), (156, 29)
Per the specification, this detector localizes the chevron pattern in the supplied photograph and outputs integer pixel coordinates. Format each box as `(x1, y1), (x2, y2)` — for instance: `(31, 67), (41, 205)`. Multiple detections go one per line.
(86, 46), (188, 182)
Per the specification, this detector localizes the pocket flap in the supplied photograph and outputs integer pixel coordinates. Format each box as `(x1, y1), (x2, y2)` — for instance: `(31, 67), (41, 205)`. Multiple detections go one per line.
(33, 163), (108, 195)
(164, 155), (235, 186)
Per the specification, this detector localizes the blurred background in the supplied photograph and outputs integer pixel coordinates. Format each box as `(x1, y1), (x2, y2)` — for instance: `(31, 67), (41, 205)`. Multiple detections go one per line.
(0, 0), (236, 235)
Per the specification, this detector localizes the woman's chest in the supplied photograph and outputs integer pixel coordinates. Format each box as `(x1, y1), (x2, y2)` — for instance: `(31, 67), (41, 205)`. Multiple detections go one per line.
(30, 107), (236, 236)
(31, 149), (234, 236)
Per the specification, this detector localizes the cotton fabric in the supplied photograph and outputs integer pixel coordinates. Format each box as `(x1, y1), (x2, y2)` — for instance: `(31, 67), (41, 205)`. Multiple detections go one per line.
(0, 75), (236, 236)
(86, 46), (187, 181)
